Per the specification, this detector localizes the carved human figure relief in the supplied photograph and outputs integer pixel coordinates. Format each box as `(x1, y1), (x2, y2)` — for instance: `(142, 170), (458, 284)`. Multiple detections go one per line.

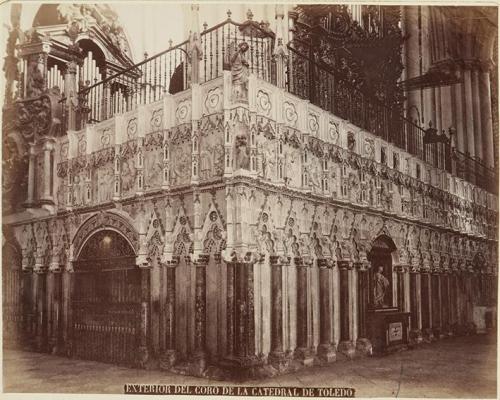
(230, 42), (249, 103)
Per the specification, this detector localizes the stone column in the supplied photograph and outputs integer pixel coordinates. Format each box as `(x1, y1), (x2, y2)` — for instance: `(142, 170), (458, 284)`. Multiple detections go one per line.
(409, 265), (423, 344)
(47, 263), (62, 354)
(449, 269), (458, 333)
(295, 257), (313, 365)
(440, 270), (451, 335)
(472, 68), (483, 162)
(479, 67), (495, 168)
(193, 254), (209, 371)
(420, 270), (434, 341)
(62, 261), (74, 356)
(396, 265), (405, 311)
(355, 262), (372, 355)
(431, 269), (442, 338)
(26, 144), (36, 206)
(33, 265), (48, 352)
(159, 258), (178, 370)
(137, 263), (151, 367)
(463, 67), (476, 161)
(317, 259), (336, 362)
(269, 255), (289, 369)
(337, 261), (355, 358)
(223, 255), (259, 374)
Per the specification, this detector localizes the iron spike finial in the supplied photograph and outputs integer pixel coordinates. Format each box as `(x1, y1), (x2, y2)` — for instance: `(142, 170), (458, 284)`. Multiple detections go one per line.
(226, 9), (232, 20)
(168, 39), (173, 48)
(247, 9), (253, 21)
(203, 21), (208, 31)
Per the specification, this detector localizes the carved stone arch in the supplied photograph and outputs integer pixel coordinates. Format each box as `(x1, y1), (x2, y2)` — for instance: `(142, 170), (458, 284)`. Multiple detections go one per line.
(72, 211), (139, 259)
(369, 234), (400, 267)
(200, 202), (226, 255)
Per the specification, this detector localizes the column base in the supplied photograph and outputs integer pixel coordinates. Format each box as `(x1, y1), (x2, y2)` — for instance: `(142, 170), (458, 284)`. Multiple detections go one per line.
(337, 340), (356, 359)
(355, 338), (373, 356)
(268, 350), (291, 371)
(422, 328), (435, 342)
(189, 351), (207, 376)
(137, 345), (150, 369)
(432, 327), (445, 339)
(409, 329), (423, 345)
(219, 355), (266, 380)
(294, 347), (315, 366)
(317, 343), (336, 363)
(159, 349), (177, 370)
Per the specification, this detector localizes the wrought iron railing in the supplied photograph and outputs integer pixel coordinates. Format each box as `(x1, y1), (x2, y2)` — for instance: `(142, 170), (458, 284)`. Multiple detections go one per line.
(73, 16), (274, 127)
(60, 15), (496, 194)
(286, 43), (498, 194)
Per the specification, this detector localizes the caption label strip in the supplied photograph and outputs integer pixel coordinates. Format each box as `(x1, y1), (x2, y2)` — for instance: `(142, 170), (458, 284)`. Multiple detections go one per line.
(124, 384), (355, 397)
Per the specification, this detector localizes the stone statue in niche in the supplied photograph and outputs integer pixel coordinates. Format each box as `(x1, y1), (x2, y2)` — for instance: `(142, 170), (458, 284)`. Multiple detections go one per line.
(121, 160), (136, 193)
(26, 55), (45, 98)
(230, 42), (249, 103)
(98, 166), (114, 202)
(234, 131), (250, 170)
(373, 266), (390, 308)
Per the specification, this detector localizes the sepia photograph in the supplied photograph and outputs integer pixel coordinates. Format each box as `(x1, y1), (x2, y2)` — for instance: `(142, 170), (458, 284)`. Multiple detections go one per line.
(1, 1), (498, 398)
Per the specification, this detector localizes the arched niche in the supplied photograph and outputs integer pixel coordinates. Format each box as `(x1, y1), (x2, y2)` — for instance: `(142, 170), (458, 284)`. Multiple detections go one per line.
(367, 234), (398, 310)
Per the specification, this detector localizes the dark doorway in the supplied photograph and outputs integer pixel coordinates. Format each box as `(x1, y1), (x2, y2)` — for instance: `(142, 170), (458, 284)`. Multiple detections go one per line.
(368, 235), (396, 310)
(72, 229), (142, 366)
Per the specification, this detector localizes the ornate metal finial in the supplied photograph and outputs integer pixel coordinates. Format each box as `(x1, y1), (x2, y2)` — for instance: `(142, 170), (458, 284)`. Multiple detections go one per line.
(144, 51), (148, 60)
(168, 38), (172, 48)
(247, 9), (254, 21)
(203, 21), (208, 31)
(226, 9), (232, 20)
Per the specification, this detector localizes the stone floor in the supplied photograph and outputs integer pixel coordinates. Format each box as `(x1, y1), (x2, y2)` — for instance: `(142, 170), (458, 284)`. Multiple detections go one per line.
(2, 334), (497, 398)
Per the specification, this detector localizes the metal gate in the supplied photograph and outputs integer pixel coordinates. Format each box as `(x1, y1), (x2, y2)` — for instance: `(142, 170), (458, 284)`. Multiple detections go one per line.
(2, 242), (24, 347)
(72, 230), (142, 366)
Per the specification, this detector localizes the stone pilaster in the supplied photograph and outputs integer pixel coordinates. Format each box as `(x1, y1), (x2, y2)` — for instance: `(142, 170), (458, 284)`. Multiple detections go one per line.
(294, 256), (314, 365)
(317, 258), (336, 363)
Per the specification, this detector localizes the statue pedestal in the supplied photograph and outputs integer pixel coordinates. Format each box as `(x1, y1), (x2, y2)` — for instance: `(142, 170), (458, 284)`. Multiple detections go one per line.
(367, 308), (410, 355)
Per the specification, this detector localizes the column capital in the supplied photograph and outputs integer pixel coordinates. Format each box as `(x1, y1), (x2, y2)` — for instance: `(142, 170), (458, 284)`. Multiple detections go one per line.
(293, 256), (313, 267)
(222, 249), (263, 264)
(270, 255), (290, 266)
(337, 260), (353, 270)
(33, 264), (48, 274)
(191, 253), (210, 266)
(318, 258), (336, 269)
(353, 261), (370, 271)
